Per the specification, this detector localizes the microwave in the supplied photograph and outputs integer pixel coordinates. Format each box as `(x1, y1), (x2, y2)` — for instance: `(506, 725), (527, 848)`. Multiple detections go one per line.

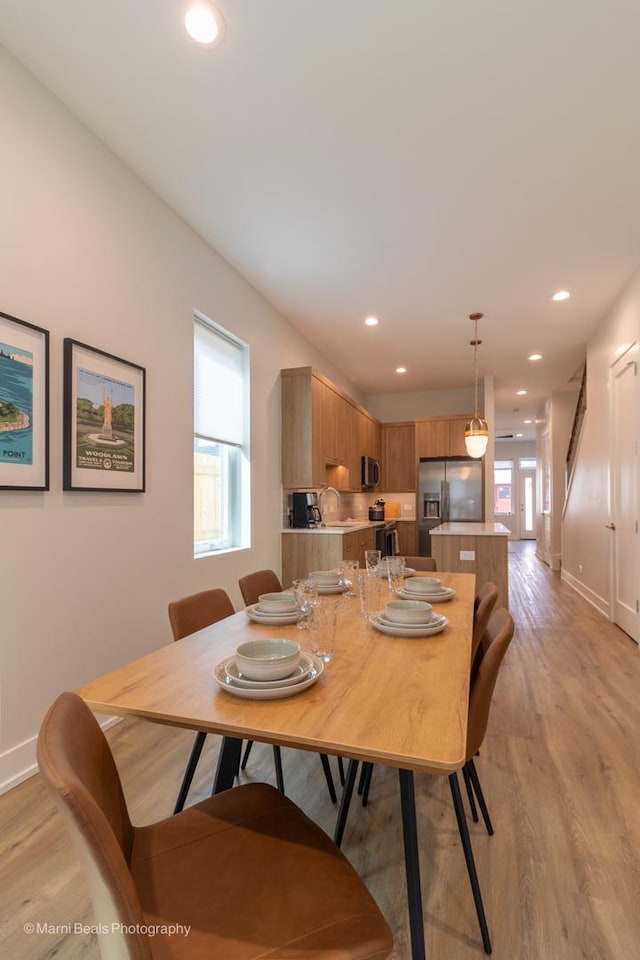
(361, 455), (381, 488)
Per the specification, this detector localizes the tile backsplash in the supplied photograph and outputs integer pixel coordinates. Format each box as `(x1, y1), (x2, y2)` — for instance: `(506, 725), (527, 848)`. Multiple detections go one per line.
(283, 489), (416, 526)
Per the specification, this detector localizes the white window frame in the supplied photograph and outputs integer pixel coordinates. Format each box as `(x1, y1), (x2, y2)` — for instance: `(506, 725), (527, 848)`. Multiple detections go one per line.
(494, 459), (514, 517)
(194, 313), (250, 557)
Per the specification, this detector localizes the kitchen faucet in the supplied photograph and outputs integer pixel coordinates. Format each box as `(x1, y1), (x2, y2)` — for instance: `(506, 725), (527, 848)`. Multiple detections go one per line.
(318, 485), (341, 521)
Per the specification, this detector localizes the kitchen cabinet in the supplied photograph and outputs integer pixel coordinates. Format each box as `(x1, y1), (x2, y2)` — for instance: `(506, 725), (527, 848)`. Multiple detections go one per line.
(430, 522), (510, 610)
(281, 367), (380, 491)
(281, 527), (377, 586)
(281, 369), (325, 487)
(359, 408), (381, 460)
(396, 521), (417, 557)
(415, 416), (472, 459)
(381, 422), (416, 491)
(341, 528), (378, 569)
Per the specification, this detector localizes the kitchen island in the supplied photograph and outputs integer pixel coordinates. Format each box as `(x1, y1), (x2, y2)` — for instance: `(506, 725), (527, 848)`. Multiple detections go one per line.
(430, 521), (510, 609)
(281, 522), (382, 585)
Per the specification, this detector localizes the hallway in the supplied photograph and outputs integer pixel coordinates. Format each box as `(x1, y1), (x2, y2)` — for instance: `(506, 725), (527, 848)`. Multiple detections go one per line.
(1, 542), (639, 959)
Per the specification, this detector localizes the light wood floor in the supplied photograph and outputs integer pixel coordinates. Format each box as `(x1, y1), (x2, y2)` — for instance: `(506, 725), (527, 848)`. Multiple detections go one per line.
(2, 541), (639, 959)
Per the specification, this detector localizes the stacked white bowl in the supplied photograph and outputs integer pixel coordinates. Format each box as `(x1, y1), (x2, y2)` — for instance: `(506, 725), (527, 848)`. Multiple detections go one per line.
(404, 577), (442, 596)
(235, 638), (301, 680)
(308, 570), (341, 587)
(384, 599), (433, 624)
(257, 591), (298, 614)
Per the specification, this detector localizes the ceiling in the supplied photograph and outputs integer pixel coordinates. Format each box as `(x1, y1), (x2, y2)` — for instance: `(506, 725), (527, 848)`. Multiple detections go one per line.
(2, 1), (640, 441)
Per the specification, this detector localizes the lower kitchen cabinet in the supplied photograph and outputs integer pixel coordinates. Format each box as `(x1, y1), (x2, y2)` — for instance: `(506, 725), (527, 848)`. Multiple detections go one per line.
(396, 521), (417, 557)
(342, 529), (377, 568)
(281, 528), (376, 586)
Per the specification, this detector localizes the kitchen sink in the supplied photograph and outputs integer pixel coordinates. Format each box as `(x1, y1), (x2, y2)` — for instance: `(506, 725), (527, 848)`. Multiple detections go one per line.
(320, 519), (368, 527)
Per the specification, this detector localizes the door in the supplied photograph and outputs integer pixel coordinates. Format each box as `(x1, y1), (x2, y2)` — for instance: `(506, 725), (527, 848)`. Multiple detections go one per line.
(518, 468), (536, 539)
(610, 345), (639, 642)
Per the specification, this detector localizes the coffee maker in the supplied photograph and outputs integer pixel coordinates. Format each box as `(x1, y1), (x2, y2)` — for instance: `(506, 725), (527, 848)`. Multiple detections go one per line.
(292, 492), (322, 528)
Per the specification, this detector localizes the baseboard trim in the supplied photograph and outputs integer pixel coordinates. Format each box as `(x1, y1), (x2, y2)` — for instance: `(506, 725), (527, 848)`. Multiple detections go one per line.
(561, 568), (610, 619)
(536, 548), (562, 571)
(0, 715), (121, 796)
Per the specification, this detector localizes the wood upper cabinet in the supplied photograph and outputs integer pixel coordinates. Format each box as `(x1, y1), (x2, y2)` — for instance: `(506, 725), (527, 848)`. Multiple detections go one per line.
(281, 367), (380, 491)
(359, 410), (381, 460)
(448, 417), (469, 457)
(415, 416), (472, 459)
(381, 422), (416, 491)
(281, 369), (325, 487)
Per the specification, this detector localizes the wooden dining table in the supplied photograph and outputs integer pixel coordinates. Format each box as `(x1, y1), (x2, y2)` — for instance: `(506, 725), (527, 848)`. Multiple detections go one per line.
(77, 570), (476, 960)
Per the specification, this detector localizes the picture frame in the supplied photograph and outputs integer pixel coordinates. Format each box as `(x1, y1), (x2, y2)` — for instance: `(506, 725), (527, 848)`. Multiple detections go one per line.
(0, 310), (50, 490)
(63, 339), (146, 492)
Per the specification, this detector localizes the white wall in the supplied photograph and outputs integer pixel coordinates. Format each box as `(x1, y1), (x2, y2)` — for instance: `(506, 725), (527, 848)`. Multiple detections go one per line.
(562, 266), (640, 613)
(0, 49), (361, 790)
(365, 386), (474, 421)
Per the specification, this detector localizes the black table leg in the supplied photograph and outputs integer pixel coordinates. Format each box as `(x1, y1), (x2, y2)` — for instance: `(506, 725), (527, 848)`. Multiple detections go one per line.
(333, 759), (359, 847)
(399, 768), (426, 960)
(212, 736), (242, 793)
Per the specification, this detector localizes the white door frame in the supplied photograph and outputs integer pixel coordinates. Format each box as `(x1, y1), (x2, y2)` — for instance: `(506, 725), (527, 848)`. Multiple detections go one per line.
(608, 341), (639, 643)
(518, 468), (536, 539)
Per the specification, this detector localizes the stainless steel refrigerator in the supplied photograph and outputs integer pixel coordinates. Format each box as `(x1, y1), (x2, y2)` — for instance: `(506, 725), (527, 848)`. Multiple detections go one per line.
(418, 458), (484, 556)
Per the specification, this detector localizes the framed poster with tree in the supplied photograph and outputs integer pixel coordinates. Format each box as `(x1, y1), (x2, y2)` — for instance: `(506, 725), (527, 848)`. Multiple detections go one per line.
(0, 310), (49, 490)
(63, 339), (145, 491)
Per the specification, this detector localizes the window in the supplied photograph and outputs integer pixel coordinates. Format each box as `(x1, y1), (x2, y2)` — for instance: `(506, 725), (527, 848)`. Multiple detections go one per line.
(494, 459), (514, 516)
(194, 315), (250, 556)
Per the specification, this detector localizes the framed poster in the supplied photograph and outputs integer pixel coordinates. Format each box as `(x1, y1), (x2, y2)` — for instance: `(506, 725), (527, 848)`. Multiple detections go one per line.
(63, 339), (146, 492)
(0, 311), (49, 490)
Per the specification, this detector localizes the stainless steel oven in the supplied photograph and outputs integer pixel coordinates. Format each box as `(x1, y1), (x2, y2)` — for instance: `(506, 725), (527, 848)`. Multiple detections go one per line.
(375, 521), (399, 557)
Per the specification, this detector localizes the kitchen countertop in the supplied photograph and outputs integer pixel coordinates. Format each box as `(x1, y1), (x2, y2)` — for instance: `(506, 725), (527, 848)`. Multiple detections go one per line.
(282, 521), (383, 535)
(430, 522), (510, 537)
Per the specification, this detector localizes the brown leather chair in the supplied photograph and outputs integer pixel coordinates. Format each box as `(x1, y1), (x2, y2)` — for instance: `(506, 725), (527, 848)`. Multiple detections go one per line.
(462, 607), (515, 835)
(168, 589), (237, 813)
(238, 569), (282, 606)
(168, 587), (234, 643)
(472, 581), (499, 660)
(37, 692), (394, 960)
(448, 607), (515, 953)
(403, 556), (437, 572)
(237, 570), (338, 804)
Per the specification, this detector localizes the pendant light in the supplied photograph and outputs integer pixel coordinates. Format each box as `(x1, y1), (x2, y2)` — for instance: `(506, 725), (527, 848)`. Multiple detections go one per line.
(464, 312), (489, 458)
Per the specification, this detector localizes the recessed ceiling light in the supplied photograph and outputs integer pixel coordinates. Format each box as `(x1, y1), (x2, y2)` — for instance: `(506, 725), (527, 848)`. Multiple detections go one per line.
(516, 390), (527, 396)
(364, 316), (379, 326)
(528, 353), (543, 361)
(185, 3), (225, 45)
(395, 366), (407, 374)
(551, 290), (571, 301)
(516, 433), (524, 438)
(523, 419), (533, 424)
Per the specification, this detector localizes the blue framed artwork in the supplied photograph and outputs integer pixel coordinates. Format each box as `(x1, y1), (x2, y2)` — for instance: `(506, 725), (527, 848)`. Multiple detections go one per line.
(0, 310), (50, 490)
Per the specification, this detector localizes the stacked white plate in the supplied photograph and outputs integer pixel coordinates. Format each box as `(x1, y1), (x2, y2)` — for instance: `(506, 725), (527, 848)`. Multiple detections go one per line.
(317, 583), (348, 595)
(371, 611), (448, 638)
(245, 603), (301, 624)
(213, 653), (324, 699)
(397, 585), (456, 602)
